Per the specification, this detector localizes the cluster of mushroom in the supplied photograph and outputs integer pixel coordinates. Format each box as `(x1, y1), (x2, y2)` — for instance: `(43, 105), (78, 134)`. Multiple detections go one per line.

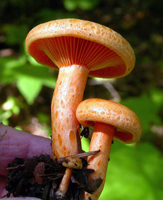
(25, 19), (142, 200)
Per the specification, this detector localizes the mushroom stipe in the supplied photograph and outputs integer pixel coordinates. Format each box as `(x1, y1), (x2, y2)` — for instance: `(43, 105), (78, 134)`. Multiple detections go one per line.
(4, 151), (102, 200)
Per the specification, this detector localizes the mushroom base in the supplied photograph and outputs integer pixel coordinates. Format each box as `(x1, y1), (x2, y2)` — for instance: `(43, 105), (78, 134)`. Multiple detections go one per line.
(4, 153), (102, 200)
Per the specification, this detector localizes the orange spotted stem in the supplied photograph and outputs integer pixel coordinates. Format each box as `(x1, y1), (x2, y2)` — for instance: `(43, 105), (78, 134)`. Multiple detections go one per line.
(51, 65), (88, 159)
(51, 65), (88, 195)
(85, 122), (115, 200)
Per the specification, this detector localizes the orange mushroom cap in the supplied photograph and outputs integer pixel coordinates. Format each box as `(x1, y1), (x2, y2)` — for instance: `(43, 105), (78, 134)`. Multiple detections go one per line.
(76, 98), (142, 143)
(25, 18), (135, 78)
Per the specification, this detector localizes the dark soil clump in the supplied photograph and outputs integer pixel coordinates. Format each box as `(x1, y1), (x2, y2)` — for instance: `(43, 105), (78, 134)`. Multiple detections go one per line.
(4, 152), (102, 200)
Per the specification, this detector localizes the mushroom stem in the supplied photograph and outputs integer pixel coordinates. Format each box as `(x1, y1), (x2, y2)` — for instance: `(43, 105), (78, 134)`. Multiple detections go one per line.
(51, 65), (88, 159)
(56, 168), (72, 197)
(51, 65), (88, 195)
(85, 122), (115, 200)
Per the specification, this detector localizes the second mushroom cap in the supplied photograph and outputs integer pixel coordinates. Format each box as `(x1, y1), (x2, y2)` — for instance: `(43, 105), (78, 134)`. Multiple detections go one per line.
(76, 98), (142, 143)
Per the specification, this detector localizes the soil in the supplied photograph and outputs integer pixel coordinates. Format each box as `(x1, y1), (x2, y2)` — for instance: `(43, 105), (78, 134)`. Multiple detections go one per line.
(4, 153), (102, 200)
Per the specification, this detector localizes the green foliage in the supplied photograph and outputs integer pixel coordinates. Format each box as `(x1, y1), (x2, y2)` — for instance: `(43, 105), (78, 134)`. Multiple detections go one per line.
(0, 56), (26, 84)
(36, 9), (79, 23)
(0, 55), (56, 105)
(100, 141), (163, 200)
(63, 0), (99, 11)
(3, 24), (28, 48)
(0, 96), (21, 125)
(17, 76), (42, 105)
(121, 89), (163, 134)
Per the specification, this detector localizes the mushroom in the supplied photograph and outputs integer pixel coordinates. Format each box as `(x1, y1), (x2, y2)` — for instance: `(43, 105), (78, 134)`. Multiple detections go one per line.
(76, 98), (142, 200)
(25, 18), (135, 196)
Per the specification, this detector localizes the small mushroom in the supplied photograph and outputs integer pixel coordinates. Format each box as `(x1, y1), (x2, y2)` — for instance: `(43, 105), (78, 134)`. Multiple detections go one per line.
(25, 18), (135, 196)
(76, 98), (142, 200)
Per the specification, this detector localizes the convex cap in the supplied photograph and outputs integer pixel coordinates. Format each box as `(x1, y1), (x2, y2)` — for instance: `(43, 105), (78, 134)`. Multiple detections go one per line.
(76, 98), (142, 143)
(25, 18), (135, 78)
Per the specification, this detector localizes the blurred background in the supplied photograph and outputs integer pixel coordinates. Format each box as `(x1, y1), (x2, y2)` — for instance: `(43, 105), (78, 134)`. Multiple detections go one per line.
(0, 0), (163, 199)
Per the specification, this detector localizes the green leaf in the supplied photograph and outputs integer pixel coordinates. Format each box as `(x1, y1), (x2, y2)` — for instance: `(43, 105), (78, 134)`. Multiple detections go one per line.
(17, 76), (42, 105)
(13, 63), (57, 88)
(100, 141), (163, 200)
(81, 137), (90, 152)
(0, 55), (57, 103)
(150, 88), (163, 107)
(63, 0), (76, 11)
(0, 56), (26, 84)
(3, 24), (28, 47)
(121, 93), (162, 133)
(79, 0), (99, 10)
(63, 0), (99, 11)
